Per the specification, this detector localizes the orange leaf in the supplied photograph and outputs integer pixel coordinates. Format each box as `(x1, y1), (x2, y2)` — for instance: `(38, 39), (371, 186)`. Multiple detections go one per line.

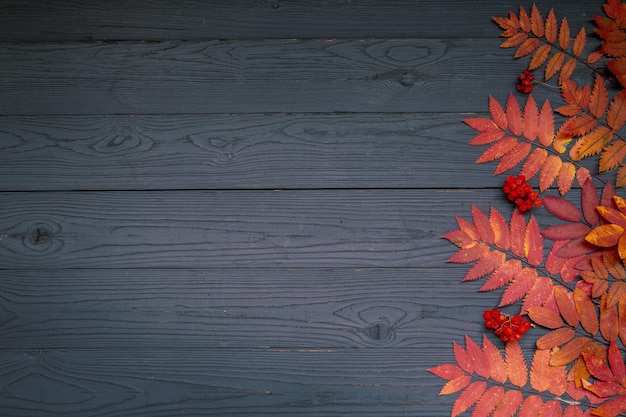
(549, 336), (592, 366)
(447, 242), (490, 263)
(451, 381), (487, 417)
(515, 37), (540, 58)
(480, 259), (521, 292)
(619, 296), (626, 346)
(530, 4), (544, 37)
(608, 282), (626, 307)
(538, 99), (555, 146)
(574, 287), (599, 336)
(439, 375), (471, 395)
(541, 400), (562, 417)
(465, 117), (498, 132)
(598, 205), (626, 229)
(590, 75), (609, 118)
(518, 5), (531, 32)
(539, 155), (562, 191)
(530, 348), (552, 392)
(600, 140), (626, 172)
(554, 285), (580, 327)
(586, 224), (625, 247)
(509, 209), (526, 257)
(558, 17), (570, 50)
(557, 161), (576, 195)
(482, 335), (508, 384)
(521, 275), (553, 314)
(536, 327), (576, 350)
(469, 129), (505, 146)
(494, 142), (531, 175)
(607, 90), (626, 131)
(559, 57), (577, 84)
(570, 126), (612, 161)
(472, 386), (504, 417)
(544, 9), (557, 43)
(505, 341), (528, 387)
(499, 267), (536, 307)
(545, 51), (565, 80)
(617, 165), (626, 188)
(591, 394), (626, 417)
(501, 32), (528, 48)
(605, 251), (626, 280)
(453, 340), (474, 374)
(608, 340), (625, 383)
(476, 137), (517, 163)
(490, 207), (510, 250)
(572, 27), (586, 57)
(529, 44), (551, 70)
(465, 334), (490, 379)
(528, 306), (564, 328)
(524, 215), (543, 266)
(463, 250), (506, 282)
(562, 114), (598, 137)
(600, 293), (619, 341)
(506, 93), (523, 136)
(489, 95), (508, 130)
(521, 147), (548, 179)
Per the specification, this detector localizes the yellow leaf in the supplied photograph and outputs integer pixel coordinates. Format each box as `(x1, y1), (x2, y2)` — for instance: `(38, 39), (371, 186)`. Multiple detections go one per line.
(585, 224), (625, 247)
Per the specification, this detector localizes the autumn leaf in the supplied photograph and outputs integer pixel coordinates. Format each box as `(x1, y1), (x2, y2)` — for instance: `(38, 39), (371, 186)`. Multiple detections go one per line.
(452, 381), (487, 417)
(528, 306), (564, 328)
(506, 341), (528, 387)
(536, 327), (576, 350)
(586, 224), (625, 247)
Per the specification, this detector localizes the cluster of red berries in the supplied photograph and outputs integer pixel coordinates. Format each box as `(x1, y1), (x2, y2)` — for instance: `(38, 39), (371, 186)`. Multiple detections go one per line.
(483, 309), (532, 343)
(503, 174), (542, 213)
(516, 69), (535, 93)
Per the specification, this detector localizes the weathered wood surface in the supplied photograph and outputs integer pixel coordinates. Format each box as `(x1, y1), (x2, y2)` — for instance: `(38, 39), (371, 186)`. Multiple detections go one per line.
(0, 39), (595, 115)
(0, 0), (602, 416)
(0, 0), (596, 41)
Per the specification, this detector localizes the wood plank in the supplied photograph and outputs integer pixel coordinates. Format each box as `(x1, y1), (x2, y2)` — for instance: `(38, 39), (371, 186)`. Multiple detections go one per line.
(0, 189), (566, 269)
(0, 0), (597, 42)
(0, 348), (451, 417)
(0, 39), (593, 115)
(0, 267), (508, 349)
(0, 113), (501, 191)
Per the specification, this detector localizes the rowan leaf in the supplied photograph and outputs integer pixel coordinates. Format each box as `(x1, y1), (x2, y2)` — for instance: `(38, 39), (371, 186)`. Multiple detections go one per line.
(521, 147), (548, 179)
(619, 296), (626, 346)
(492, 389), (522, 417)
(530, 4), (544, 37)
(523, 95), (539, 141)
(428, 363), (467, 380)
(521, 275), (553, 314)
(541, 223), (591, 240)
(510, 209), (527, 257)
(439, 375), (472, 395)
(476, 137), (518, 163)
(480, 258), (521, 292)
(608, 282), (626, 307)
(472, 386), (504, 417)
(489, 95), (508, 130)
(573, 27), (586, 57)
(482, 335), (508, 384)
(560, 58), (577, 84)
(601, 140), (626, 172)
(571, 126), (613, 161)
(530, 348), (553, 392)
(544, 9), (558, 43)
(505, 341), (528, 387)
(541, 400), (562, 417)
(538, 99), (555, 146)
(528, 306), (564, 328)
(582, 179), (601, 226)
(558, 162), (576, 195)
(490, 207), (510, 250)
(501, 32), (528, 48)
(550, 336), (592, 366)
(536, 327), (576, 349)
(563, 114), (599, 138)
(586, 224), (625, 248)
(554, 285), (580, 327)
(464, 334), (490, 379)
(559, 17), (571, 50)
(518, 395), (543, 417)
(524, 215), (544, 266)
(539, 155), (562, 191)
(469, 129), (506, 146)
(545, 51), (565, 80)
(617, 165), (626, 188)
(608, 340), (625, 383)
(574, 287), (599, 336)
(529, 44), (551, 70)
(506, 93), (523, 136)
(600, 293), (619, 341)
(518, 5), (531, 32)
(543, 195), (583, 222)
(590, 75), (609, 118)
(598, 205), (626, 229)
(607, 90), (626, 131)
(472, 204), (494, 244)
(465, 117), (499, 132)
(494, 142), (531, 175)
(499, 267), (537, 307)
(451, 381), (487, 417)
(447, 242), (490, 263)
(453, 340), (474, 374)
(583, 351), (615, 382)
(463, 250), (506, 282)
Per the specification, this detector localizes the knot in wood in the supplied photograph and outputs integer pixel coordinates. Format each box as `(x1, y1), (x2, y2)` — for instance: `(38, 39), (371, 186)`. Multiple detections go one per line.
(363, 320), (394, 343)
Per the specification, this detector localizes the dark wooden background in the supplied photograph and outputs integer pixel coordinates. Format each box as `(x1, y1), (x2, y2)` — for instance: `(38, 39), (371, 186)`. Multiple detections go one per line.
(0, 1), (601, 416)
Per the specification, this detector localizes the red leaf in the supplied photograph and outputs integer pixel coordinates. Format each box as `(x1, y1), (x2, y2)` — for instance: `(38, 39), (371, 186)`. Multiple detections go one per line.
(545, 240), (568, 274)
(600, 293), (619, 341)
(509, 209), (526, 257)
(463, 250), (506, 282)
(554, 285), (580, 327)
(530, 4), (544, 37)
(557, 161), (576, 195)
(472, 386), (504, 417)
(524, 215), (543, 266)
(447, 242), (490, 263)
(545, 51), (565, 80)
(529, 44), (551, 70)
(480, 259), (521, 292)
(476, 137), (518, 163)
(608, 341), (625, 383)
(451, 381), (487, 417)
(572, 27), (586, 57)
(518, 395), (543, 417)
(453, 340), (474, 374)
(505, 341), (528, 387)
(590, 75), (609, 118)
(543, 195), (582, 222)
(538, 100), (555, 146)
(472, 204), (494, 244)
(464, 334), (490, 379)
(536, 327), (576, 349)
(428, 363), (466, 380)
(492, 389), (522, 417)
(583, 352), (614, 382)
(490, 207), (510, 250)
(544, 9), (557, 43)
(499, 267), (536, 307)
(521, 147), (548, 179)
(439, 375), (471, 395)
(506, 93), (523, 136)
(558, 17), (570, 50)
(523, 95), (539, 141)
(528, 306), (564, 328)
(521, 275), (553, 314)
(489, 95), (507, 130)
(590, 393), (626, 417)
(550, 336), (592, 366)
(582, 179), (600, 226)
(607, 90), (626, 132)
(541, 400), (562, 417)
(560, 57), (577, 83)
(574, 287), (599, 336)
(514, 37), (539, 58)
(482, 335), (508, 384)
(539, 155), (562, 191)
(465, 117), (499, 132)
(541, 223), (591, 240)
(494, 142), (531, 175)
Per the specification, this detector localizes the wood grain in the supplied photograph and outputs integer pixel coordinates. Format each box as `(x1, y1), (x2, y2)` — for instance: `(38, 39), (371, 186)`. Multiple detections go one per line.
(0, 189), (569, 269)
(0, 113), (497, 191)
(0, 348), (451, 417)
(0, 39), (593, 115)
(0, 267), (510, 349)
(0, 0), (597, 42)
